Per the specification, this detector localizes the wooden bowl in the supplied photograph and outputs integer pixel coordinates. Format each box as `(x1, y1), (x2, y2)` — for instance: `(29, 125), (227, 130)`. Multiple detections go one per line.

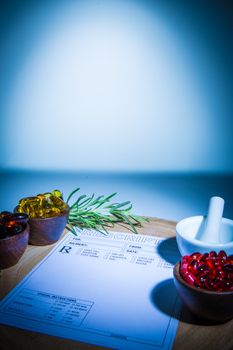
(173, 261), (233, 322)
(26, 206), (69, 246)
(0, 224), (29, 269)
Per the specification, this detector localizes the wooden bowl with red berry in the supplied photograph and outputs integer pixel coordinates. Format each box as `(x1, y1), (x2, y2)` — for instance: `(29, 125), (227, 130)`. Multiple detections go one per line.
(173, 251), (233, 322)
(0, 212), (29, 269)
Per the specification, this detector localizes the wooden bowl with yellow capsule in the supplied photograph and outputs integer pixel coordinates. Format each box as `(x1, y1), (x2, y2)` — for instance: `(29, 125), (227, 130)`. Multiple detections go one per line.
(15, 190), (69, 246)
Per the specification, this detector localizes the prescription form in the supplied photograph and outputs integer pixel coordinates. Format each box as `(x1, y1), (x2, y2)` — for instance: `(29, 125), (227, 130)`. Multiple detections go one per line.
(0, 230), (180, 350)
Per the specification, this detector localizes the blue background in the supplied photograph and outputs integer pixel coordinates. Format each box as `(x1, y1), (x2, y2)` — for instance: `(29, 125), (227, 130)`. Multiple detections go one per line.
(0, 0), (233, 221)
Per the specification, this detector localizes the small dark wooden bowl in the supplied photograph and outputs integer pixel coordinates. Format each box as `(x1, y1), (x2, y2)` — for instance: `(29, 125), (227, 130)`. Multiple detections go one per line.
(26, 206), (69, 246)
(173, 261), (233, 322)
(0, 224), (29, 269)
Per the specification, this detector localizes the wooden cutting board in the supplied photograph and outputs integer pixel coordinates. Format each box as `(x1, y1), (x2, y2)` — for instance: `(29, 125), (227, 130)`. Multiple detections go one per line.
(0, 217), (232, 350)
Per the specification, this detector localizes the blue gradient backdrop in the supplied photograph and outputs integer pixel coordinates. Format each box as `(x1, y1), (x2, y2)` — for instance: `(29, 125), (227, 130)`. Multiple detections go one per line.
(1, 0), (233, 172)
(1, 0), (233, 222)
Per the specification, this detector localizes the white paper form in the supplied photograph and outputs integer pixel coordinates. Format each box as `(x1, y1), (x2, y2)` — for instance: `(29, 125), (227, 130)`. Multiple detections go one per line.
(0, 231), (181, 350)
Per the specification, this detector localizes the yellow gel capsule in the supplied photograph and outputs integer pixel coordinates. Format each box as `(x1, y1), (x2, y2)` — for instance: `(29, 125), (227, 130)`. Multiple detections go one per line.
(41, 197), (53, 215)
(22, 203), (34, 218)
(36, 194), (44, 201)
(19, 197), (36, 207)
(52, 189), (63, 199)
(50, 196), (67, 212)
(26, 197), (41, 218)
(16, 205), (24, 213)
(43, 192), (52, 198)
(42, 207), (61, 218)
(17, 191), (67, 219)
(50, 208), (61, 216)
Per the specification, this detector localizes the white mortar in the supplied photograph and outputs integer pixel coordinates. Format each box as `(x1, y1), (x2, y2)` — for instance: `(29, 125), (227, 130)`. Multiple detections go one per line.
(176, 215), (233, 256)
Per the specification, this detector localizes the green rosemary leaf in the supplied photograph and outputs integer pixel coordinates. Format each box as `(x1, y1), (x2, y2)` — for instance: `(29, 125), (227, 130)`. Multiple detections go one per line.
(66, 189), (147, 235)
(66, 224), (78, 236)
(95, 196), (114, 209)
(109, 201), (131, 210)
(78, 194), (95, 208)
(66, 188), (80, 204)
(74, 194), (87, 206)
(128, 215), (145, 224)
(117, 213), (138, 234)
(103, 192), (117, 201)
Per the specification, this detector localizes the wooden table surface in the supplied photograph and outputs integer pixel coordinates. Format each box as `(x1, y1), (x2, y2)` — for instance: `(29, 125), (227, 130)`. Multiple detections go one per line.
(0, 217), (232, 350)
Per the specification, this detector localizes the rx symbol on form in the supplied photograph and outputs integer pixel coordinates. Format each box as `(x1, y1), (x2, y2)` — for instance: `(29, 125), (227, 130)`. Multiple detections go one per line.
(59, 246), (72, 254)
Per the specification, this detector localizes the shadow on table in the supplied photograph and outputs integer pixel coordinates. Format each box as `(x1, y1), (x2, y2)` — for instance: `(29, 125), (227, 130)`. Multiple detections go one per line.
(150, 279), (223, 326)
(156, 237), (181, 265)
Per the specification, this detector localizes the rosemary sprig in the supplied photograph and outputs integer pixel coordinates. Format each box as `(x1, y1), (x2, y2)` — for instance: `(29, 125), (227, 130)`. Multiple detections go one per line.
(66, 188), (147, 235)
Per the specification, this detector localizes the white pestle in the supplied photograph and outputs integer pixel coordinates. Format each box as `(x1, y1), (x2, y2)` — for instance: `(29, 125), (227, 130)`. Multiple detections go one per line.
(199, 196), (225, 243)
